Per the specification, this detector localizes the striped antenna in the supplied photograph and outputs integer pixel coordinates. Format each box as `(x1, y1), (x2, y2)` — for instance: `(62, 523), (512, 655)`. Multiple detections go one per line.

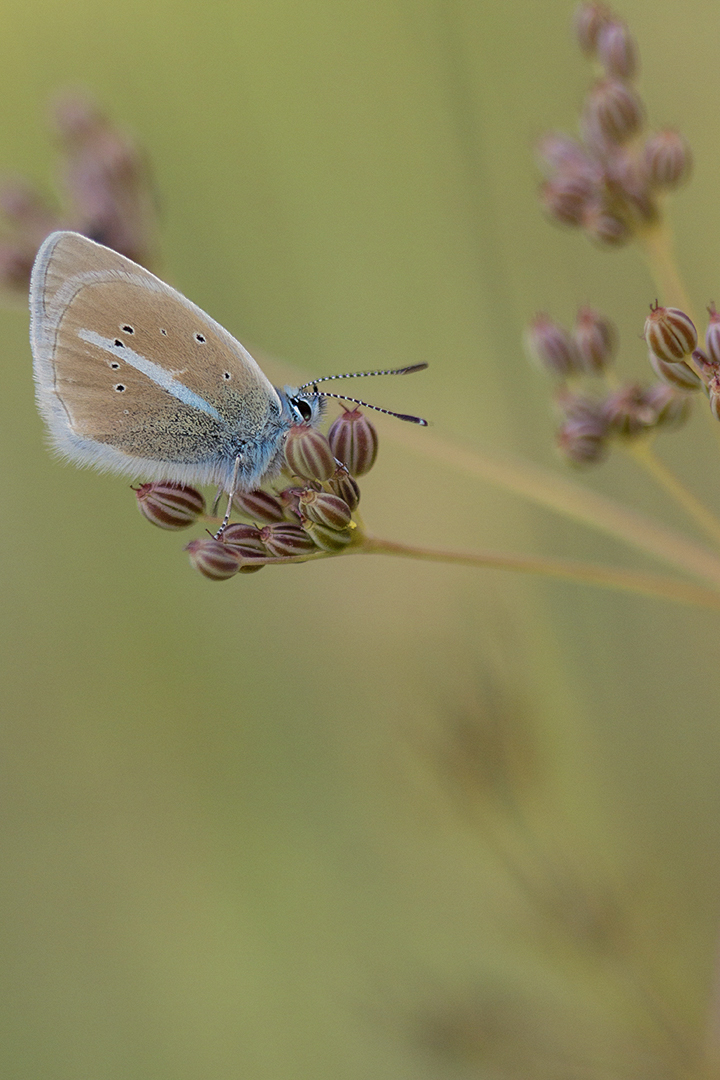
(296, 362), (428, 391)
(296, 362), (428, 426)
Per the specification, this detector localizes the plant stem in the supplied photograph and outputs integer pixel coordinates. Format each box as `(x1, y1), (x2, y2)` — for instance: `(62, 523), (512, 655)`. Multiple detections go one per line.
(628, 440), (720, 549)
(636, 220), (694, 317)
(383, 423), (720, 589)
(355, 535), (720, 610)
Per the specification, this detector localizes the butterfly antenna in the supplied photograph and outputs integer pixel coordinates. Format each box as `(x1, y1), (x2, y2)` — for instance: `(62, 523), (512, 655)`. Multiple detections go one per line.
(296, 362), (427, 392)
(315, 391), (428, 425)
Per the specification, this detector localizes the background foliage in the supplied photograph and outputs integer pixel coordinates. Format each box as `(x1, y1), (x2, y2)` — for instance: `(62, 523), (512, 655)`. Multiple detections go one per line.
(1, 1), (719, 1077)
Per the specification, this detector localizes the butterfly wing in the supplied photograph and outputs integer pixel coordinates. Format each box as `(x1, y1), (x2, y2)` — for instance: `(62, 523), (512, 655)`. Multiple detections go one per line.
(30, 231), (284, 489)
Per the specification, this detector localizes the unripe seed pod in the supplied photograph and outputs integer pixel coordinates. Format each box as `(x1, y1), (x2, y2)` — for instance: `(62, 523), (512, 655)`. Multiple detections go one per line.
(584, 78), (644, 145)
(706, 304), (720, 366)
(556, 419), (608, 466)
(186, 537), (241, 580)
(708, 372), (720, 422)
(535, 133), (596, 176)
(300, 517), (353, 552)
(525, 314), (581, 378)
(233, 488), (285, 524)
(644, 304), (697, 363)
(648, 351), (702, 391)
(596, 20), (638, 80)
(328, 466), (360, 511)
(327, 409), (378, 476)
(573, 306), (617, 374)
(261, 523), (318, 557)
(135, 482), (205, 530)
(298, 489), (352, 530)
(574, 2), (613, 56)
(642, 383), (691, 430)
(221, 523), (267, 558)
(603, 383), (656, 438)
(581, 203), (631, 246)
(643, 130), (692, 190)
(284, 425), (336, 481)
(540, 174), (596, 227)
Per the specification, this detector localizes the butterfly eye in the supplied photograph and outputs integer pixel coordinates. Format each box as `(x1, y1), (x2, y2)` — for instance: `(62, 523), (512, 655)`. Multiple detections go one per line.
(294, 399), (314, 422)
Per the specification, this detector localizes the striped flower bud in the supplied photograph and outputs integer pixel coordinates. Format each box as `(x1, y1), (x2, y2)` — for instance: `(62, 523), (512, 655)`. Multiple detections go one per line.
(327, 409), (378, 476)
(539, 174), (597, 228)
(300, 517), (353, 552)
(535, 133), (596, 176)
(573, 307), (617, 374)
(596, 20), (638, 80)
(328, 466), (360, 512)
(284, 425), (336, 481)
(221, 523), (267, 557)
(556, 418), (608, 465)
(135, 482), (206, 530)
(525, 314), (581, 378)
(232, 488), (286, 524)
(574, 2), (613, 56)
(643, 130), (692, 190)
(706, 304), (720, 366)
(644, 304), (697, 363)
(707, 370), (720, 423)
(298, 490), (352, 531)
(584, 78), (644, 145)
(581, 203), (631, 246)
(603, 383), (656, 438)
(185, 538), (241, 580)
(642, 383), (691, 430)
(260, 522), (318, 558)
(647, 351), (702, 391)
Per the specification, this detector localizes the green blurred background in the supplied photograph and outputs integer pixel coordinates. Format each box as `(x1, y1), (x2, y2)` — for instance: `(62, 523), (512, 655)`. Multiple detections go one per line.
(1, 1), (720, 1076)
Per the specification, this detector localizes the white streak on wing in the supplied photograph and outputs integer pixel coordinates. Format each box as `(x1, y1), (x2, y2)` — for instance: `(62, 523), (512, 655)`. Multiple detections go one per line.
(78, 328), (224, 421)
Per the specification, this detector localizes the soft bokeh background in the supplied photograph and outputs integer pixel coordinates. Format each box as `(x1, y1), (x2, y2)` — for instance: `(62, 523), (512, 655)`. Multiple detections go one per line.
(1, 1), (720, 1077)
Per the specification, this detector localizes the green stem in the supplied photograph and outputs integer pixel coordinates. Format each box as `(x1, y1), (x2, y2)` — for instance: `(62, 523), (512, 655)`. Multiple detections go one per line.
(383, 424), (720, 589)
(353, 535), (720, 610)
(627, 441), (720, 549)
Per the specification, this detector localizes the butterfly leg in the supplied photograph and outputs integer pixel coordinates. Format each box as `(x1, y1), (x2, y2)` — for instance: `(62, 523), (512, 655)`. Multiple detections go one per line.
(213, 455), (241, 539)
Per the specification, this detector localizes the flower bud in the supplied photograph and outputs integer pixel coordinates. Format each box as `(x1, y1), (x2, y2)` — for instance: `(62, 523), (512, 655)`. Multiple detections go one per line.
(556, 419), (608, 465)
(707, 371), (720, 422)
(327, 409), (378, 476)
(644, 304), (697, 363)
(573, 307), (617, 374)
(232, 488), (286, 524)
(596, 20), (638, 80)
(584, 78), (644, 145)
(581, 203), (631, 246)
(603, 383), (656, 438)
(298, 489), (352, 530)
(706, 304), (720, 366)
(135, 482), (206, 530)
(185, 538), (241, 580)
(300, 517), (353, 552)
(535, 133), (596, 176)
(221, 523), (267, 557)
(643, 130), (692, 190)
(642, 383), (691, 430)
(284, 425), (336, 481)
(260, 522), (318, 557)
(574, 2), (613, 56)
(647, 351), (702, 391)
(328, 466), (360, 511)
(604, 153), (657, 224)
(539, 174), (596, 227)
(525, 314), (581, 378)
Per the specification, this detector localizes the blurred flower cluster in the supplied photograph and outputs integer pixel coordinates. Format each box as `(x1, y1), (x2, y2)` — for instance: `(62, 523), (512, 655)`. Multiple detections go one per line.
(537, 3), (691, 247)
(136, 406), (379, 580)
(529, 2), (720, 467)
(0, 91), (156, 291)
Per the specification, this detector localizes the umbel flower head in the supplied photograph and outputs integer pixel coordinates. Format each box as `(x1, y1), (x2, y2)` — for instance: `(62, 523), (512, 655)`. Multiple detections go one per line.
(134, 408), (382, 581)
